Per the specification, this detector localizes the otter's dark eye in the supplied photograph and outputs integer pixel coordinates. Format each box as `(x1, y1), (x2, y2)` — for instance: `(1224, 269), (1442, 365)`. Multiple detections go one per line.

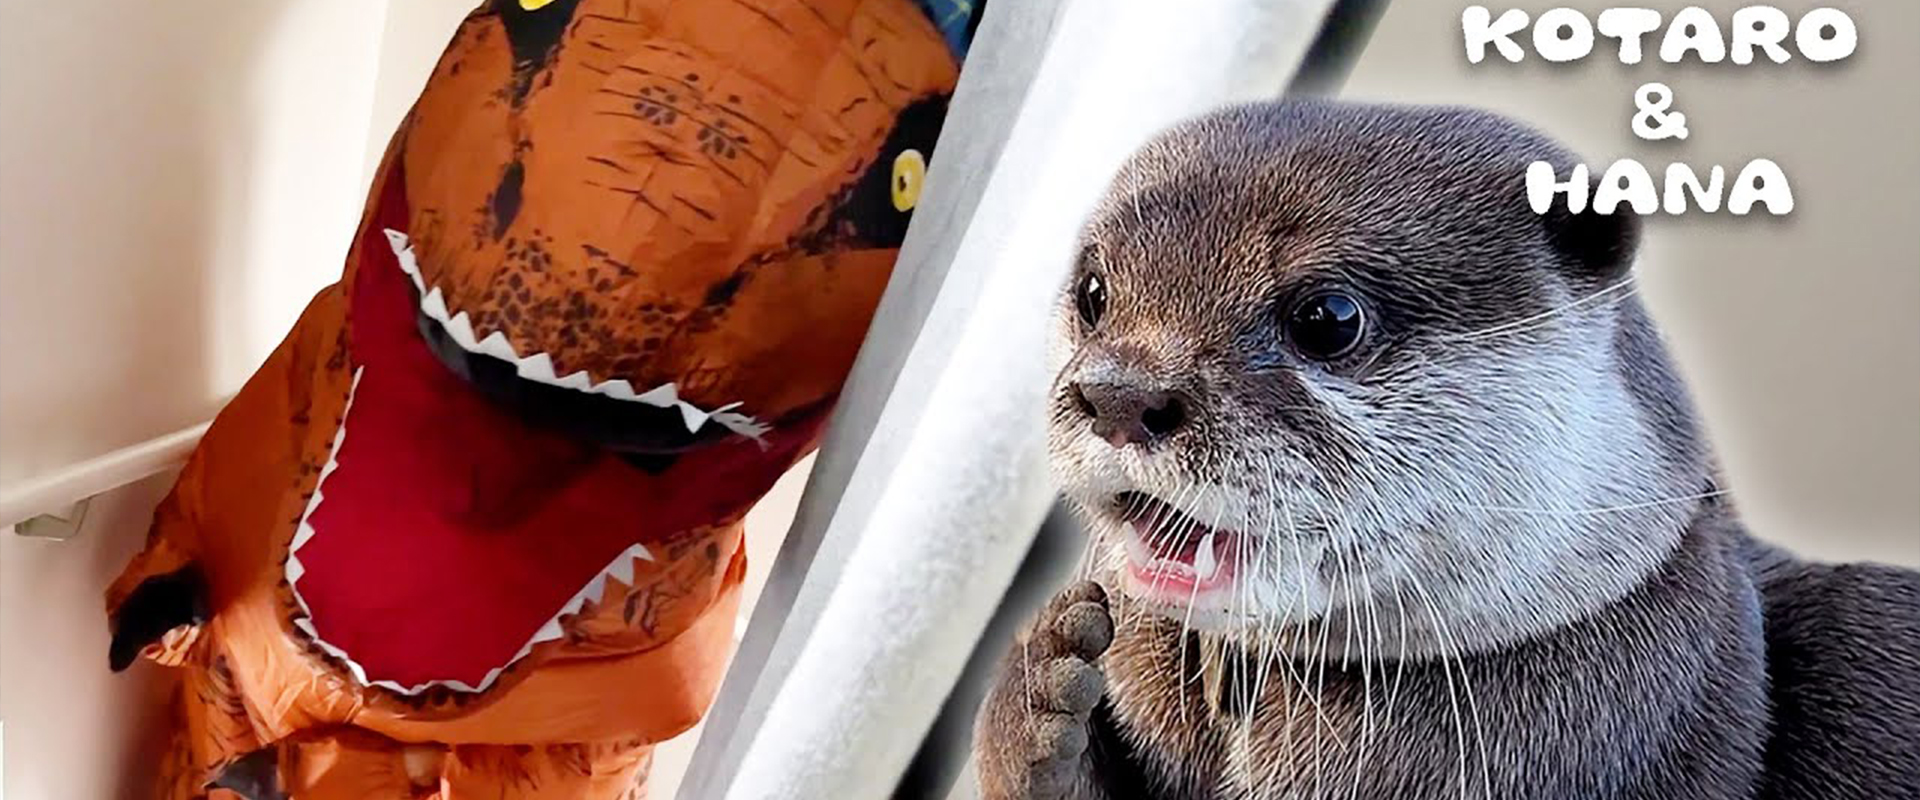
(1286, 292), (1366, 360)
(1075, 272), (1107, 327)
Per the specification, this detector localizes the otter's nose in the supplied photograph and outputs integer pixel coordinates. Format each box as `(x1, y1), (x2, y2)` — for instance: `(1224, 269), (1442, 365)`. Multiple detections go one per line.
(1070, 382), (1188, 448)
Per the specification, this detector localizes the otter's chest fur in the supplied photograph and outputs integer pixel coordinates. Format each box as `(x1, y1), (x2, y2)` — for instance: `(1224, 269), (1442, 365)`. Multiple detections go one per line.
(1095, 517), (1777, 800)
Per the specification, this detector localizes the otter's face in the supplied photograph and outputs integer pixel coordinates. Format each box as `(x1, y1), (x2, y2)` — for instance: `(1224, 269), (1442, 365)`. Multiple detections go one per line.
(1048, 103), (1705, 655)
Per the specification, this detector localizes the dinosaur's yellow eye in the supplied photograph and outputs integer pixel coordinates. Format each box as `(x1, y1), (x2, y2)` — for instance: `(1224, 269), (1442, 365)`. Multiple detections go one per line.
(891, 149), (927, 212)
(520, 0), (558, 9)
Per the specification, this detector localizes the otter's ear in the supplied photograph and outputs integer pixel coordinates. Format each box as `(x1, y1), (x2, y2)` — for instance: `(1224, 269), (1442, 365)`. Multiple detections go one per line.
(1542, 182), (1641, 279)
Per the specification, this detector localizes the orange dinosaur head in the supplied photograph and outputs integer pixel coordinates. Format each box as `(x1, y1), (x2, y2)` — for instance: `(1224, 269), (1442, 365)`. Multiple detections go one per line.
(388, 0), (958, 451)
(285, 0), (964, 693)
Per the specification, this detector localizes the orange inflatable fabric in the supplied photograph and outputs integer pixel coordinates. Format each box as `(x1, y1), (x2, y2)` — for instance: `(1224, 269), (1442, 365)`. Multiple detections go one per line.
(103, 1), (970, 796)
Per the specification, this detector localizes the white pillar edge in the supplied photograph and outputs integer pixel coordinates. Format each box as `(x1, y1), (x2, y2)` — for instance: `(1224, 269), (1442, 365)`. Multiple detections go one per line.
(673, 2), (1074, 793)
(718, 1), (1337, 798)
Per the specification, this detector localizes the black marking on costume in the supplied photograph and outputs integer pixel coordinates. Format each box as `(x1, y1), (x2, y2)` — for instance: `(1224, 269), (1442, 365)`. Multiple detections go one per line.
(491, 158), (527, 239)
(495, 0), (584, 102)
(819, 93), (952, 251)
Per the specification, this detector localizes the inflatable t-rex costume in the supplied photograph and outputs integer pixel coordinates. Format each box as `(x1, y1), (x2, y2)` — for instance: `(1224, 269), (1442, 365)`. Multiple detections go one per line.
(105, 1), (973, 796)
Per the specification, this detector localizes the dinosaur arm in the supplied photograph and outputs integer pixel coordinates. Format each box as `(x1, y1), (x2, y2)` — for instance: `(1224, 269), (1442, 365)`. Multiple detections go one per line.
(106, 284), (346, 669)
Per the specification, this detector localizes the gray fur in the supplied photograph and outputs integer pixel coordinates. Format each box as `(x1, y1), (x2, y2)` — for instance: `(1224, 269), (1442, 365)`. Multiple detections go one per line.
(974, 100), (1920, 799)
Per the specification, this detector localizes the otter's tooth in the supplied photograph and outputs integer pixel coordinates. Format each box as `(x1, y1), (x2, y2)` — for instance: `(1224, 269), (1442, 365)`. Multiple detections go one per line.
(421, 288), (450, 322)
(1195, 532), (1219, 581)
(477, 331), (518, 362)
(445, 313), (479, 350)
(517, 352), (558, 383)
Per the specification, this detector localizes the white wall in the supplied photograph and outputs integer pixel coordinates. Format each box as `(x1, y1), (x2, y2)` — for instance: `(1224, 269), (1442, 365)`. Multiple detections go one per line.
(1, 473), (180, 800)
(0, 2), (401, 796)
(0, 0), (391, 488)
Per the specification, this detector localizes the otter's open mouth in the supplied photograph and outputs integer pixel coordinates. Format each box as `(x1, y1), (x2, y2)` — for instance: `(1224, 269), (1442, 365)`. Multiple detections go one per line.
(1112, 491), (1241, 601)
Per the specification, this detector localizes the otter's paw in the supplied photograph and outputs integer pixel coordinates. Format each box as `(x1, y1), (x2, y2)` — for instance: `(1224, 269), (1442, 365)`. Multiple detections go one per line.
(975, 581), (1115, 800)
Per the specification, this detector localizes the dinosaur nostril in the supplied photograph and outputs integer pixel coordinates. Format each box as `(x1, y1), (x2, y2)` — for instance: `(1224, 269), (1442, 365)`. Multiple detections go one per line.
(1140, 393), (1186, 438)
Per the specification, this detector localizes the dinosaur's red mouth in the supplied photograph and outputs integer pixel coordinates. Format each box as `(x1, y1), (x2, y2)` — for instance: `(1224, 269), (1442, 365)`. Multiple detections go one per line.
(284, 166), (819, 694)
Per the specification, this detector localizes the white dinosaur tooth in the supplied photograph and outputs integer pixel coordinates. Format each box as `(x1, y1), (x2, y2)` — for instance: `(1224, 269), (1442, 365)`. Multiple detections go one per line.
(383, 230), (413, 271)
(445, 313), (479, 350)
(596, 379), (638, 401)
(384, 232), (427, 292)
(635, 382), (678, 407)
(311, 635), (346, 660)
(556, 370), (593, 391)
(317, 453), (342, 483)
(477, 330), (518, 362)
(713, 411), (771, 441)
(580, 575), (609, 607)
(605, 555), (636, 587)
(421, 287), (450, 322)
(291, 522), (318, 551)
(1194, 531), (1219, 581)
(517, 352), (558, 383)
(678, 403), (710, 433)
(287, 556), (306, 583)
(634, 544), (655, 563)
(294, 618), (318, 637)
(530, 618), (565, 644)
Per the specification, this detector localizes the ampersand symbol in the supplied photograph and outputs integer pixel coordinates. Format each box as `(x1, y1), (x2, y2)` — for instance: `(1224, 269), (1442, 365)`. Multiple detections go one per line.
(1633, 82), (1689, 141)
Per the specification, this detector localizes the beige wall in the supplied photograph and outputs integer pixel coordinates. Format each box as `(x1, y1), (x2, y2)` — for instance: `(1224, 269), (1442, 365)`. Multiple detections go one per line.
(0, 0), (392, 488)
(2, 473), (179, 800)
(1343, 0), (1918, 565)
(0, 2), (394, 796)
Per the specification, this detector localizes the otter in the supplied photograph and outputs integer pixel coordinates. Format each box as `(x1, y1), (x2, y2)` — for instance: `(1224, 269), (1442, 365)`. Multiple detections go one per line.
(972, 100), (1919, 799)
